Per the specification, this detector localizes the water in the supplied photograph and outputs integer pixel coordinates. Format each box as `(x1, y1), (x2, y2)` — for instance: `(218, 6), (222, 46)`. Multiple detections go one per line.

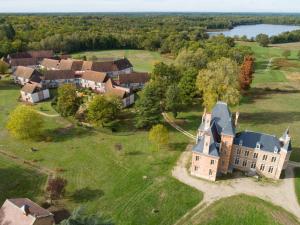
(208, 24), (300, 38)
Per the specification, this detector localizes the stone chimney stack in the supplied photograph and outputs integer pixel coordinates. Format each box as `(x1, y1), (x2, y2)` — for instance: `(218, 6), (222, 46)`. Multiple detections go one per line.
(235, 112), (240, 127)
(203, 133), (211, 155)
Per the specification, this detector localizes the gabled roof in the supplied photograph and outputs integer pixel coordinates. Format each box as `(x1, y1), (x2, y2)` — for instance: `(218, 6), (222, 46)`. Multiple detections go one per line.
(81, 70), (108, 83)
(43, 70), (76, 80)
(41, 58), (60, 69)
(117, 72), (150, 85)
(81, 58), (133, 72)
(14, 66), (37, 79)
(234, 131), (282, 153)
(27, 50), (54, 59)
(105, 79), (130, 98)
(10, 58), (38, 67)
(58, 59), (83, 71)
(21, 82), (43, 94)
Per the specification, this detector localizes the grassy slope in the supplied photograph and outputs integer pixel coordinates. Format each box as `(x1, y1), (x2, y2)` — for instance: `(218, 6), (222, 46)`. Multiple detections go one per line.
(295, 168), (300, 205)
(72, 49), (173, 72)
(191, 195), (299, 225)
(0, 77), (202, 225)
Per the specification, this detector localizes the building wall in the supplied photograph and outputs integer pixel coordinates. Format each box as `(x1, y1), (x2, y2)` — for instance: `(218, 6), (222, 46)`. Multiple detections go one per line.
(122, 94), (135, 107)
(191, 152), (219, 181)
(218, 135), (234, 174)
(21, 89), (50, 103)
(80, 79), (105, 93)
(42, 79), (76, 88)
(231, 144), (287, 179)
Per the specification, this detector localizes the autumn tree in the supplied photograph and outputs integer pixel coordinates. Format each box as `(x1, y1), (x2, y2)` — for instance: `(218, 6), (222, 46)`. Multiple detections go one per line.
(256, 34), (269, 47)
(57, 84), (81, 117)
(197, 58), (240, 111)
(282, 50), (291, 59)
(148, 124), (169, 150)
(87, 95), (121, 127)
(6, 105), (44, 140)
(46, 177), (67, 202)
(239, 56), (255, 90)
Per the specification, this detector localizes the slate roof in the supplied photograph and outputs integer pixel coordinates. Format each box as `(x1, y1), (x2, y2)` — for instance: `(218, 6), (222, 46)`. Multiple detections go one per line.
(10, 58), (38, 67)
(81, 70), (108, 83)
(211, 101), (235, 136)
(234, 131), (282, 153)
(9, 51), (53, 60)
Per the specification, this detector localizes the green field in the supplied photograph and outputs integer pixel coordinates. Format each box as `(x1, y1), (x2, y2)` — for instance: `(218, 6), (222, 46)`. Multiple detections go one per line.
(72, 49), (173, 72)
(0, 77), (202, 225)
(296, 168), (300, 205)
(185, 195), (299, 225)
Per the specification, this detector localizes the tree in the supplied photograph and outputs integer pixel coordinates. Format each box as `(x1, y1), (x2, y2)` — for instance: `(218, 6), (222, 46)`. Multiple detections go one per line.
(256, 34), (269, 47)
(148, 124), (169, 150)
(46, 177), (67, 202)
(135, 82), (161, 129)
(175, 48), (208, 70)
(197, 58), (240, 111)
(0, 60), (8, 74)
(282, 50), (291, 59)
(57, 84), (80, 117)
(239, 56), (255, 90)
(87, 95), (121, 127)
(6, 105), (44, 139)
(59, 207), (113, 225)
(178, 68), (198, 105)
(165, 84), (182, 118)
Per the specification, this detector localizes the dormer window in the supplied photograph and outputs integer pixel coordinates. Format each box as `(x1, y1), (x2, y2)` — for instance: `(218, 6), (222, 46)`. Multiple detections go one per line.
(239, 140), (243, 146)
(255, 142), (261, 150)
(274, 146), (279, 153)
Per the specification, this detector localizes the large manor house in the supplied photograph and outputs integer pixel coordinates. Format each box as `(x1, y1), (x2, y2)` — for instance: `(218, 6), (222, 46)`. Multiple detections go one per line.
(191, 102), (292, 181)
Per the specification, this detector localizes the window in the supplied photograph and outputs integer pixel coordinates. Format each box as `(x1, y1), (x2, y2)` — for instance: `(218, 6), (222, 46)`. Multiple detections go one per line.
(196, 156), (200, 161)
(194, 166), (198, 171)
(242, 160), (247, 167)
(260, 164), (265, 171)
(210, 160), (214, 165)
(263, 155), (268, 161)
(251, 162), (256, 169)
(209, 169), (213, 176)
(271, 157), (276, 163)
(268, 166), (274, 173)
(235, 158), (240, 165)
(244, 151), (249, 157)
(237, 148), (241, 155)
(253, 153), (258, 159)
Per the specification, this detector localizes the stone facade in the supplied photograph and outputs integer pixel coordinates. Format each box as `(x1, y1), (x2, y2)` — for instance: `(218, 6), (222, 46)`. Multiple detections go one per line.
(191, 102), (292, 181)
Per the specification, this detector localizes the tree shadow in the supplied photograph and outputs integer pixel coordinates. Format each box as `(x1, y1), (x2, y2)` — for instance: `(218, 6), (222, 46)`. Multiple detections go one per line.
(71, 188), (104, 203)
(0, 166), (46, 204)
(124, 151), (144, 156)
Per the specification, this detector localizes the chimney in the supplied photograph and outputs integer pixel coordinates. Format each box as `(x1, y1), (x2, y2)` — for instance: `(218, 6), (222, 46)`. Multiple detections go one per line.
(21, 205), (30, 216)
(204, 113), (212, 130)
(235, 112), (240, 127)
(203, 134), (211, 155)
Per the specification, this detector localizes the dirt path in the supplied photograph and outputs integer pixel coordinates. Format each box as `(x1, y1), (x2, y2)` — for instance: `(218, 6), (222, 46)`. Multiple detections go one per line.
(162, 113), (197, 140)
(173, 146), (300, 224)
(36, 110), (59, 117)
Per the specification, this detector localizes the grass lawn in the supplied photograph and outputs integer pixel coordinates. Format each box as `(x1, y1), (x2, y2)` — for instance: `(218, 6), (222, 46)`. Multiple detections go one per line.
(0, 156), (47, 204)
(72, 49), (174, 72)
(186, 195), (299, 225)
(0, 77), (202, 225)
(295, 168), (300, 205)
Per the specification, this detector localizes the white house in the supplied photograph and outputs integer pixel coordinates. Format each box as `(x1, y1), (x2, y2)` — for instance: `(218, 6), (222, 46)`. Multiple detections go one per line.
(80, 70), (108, 93)
(115, 72), (150, 90)
(42, 70), (77, 88)
(40, 58), (60, 70)
(20, 82), (50, 103)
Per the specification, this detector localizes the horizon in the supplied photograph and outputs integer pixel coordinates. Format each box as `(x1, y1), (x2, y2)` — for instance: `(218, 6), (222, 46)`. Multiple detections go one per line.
(1, 0), (300, 13)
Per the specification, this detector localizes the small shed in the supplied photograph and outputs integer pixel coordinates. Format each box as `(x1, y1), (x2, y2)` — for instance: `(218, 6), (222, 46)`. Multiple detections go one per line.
(20, 82), (50, 103)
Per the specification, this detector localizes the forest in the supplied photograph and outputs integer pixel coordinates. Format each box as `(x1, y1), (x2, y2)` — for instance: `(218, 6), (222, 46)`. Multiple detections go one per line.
(1, 13), (300, 57)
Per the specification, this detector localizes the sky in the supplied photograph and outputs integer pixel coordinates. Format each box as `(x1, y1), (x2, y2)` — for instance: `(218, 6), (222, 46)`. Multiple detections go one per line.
(1, 0), (300, 13)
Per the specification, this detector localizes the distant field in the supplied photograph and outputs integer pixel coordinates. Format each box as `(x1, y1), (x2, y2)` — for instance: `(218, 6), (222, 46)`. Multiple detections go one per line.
(72, 49), (174, 72)
(0, 77), (202, 225)
(183, 195), (299, 225)
(270, 42), (300, 50)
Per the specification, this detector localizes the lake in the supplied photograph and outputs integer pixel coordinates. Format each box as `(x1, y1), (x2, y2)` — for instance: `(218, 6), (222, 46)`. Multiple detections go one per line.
(208, 24), (300, 38)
